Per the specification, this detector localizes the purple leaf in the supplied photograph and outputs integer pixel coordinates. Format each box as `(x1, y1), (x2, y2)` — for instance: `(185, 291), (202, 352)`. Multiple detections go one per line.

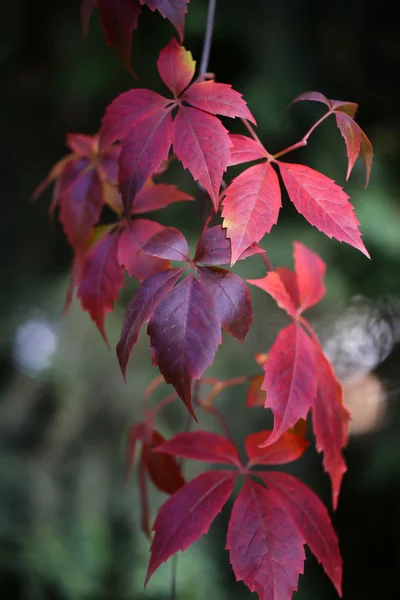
(148, 273), (222, 417)
(197, 266), (252, 342)
(116, 268), (184, 377)
(141, 227), (190, 261)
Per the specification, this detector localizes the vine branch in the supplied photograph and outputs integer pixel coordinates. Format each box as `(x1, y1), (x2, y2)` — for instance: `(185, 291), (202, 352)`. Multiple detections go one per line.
(199, 0), (217, 76)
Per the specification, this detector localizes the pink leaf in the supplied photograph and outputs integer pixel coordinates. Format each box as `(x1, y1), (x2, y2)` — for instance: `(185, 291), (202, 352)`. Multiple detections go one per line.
(260, 472), (342, 595)
(222, 162), (281, 265)
(118, 109), (173, 215)
(117, 219), (171, 280)
(293, 241), (326, 313)
(197, 266), (252, 342)
(279, 162), (369, 257)
(183, 81), (256, 123)
(157, 38), (195, 96)
(116, 267), (184, 377)
(141, 226), (190, 261)
(261, 322), (317, 446)
(245, 430), (309, 466)
(155, 431), (240, 465)
(228, 134), (267, 166)
(148, 273), (222, 417)
(172, 106), (231, 211)
(146, 470), (235, 583)
(227, 479), (305, 600)
(99, 89), (170, 151)
(335, 111), (362, 181)
(247, 271), (297, 318)
(132, 182), (193, 214)
(194, 225), (264, 266)
(78, 230), (125, 345)
(59, 168), (104, 252)
(313, 346), (350, 510)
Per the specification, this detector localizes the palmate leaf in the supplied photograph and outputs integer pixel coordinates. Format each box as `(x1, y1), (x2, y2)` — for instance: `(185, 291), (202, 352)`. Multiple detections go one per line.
(248, 242), (350, 505)
(34, 133), (121, 252)
(116, 225), (254, 414)
(100, 39), (255, 214)
(148, 428), (342, 599)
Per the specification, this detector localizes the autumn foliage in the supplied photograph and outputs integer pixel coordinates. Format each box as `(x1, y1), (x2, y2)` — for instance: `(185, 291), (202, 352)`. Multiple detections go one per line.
(35, 2), (374, 598)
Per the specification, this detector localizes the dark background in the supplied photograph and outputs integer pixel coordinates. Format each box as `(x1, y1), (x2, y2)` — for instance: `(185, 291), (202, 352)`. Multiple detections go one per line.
(2, 1), (400, 598)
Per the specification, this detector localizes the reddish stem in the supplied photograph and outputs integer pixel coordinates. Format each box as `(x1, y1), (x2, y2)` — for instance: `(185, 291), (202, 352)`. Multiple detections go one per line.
(273, 111), (332, 159)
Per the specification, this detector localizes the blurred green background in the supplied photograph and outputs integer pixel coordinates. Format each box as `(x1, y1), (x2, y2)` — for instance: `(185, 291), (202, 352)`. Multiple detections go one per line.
(2, 1), (400, 598)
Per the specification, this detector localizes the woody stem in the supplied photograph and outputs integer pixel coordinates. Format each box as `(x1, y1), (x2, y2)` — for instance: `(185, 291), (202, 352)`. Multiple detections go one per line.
(199, 0), (217, 76)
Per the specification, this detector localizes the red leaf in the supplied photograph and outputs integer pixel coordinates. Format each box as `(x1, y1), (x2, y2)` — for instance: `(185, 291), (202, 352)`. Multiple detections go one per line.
(155, 431), (240, 465)
(261, 322), (317, 446)
(59, 167), (104, 252)
(228, 134), (267, 166)
(96, 0), (142, 71)
(227, 479), (305, 600)
(290, 91), (358, 119)
(246, 375), (267, 408)
(132, 181), (193, 214)
(194, 225), (264, 266)
(157, 38), (195, 96)
(100, 89), (170, 151)
(147, 273), (222, 417)
(245, 430), (309, 466)
(142, 0), (189, 41)
(247, 271), (297, 318)
(172, 106), (231, 211)
(279, 162), (369, 257)
(335, 111), (362, 182)
(222, 162), (281, 265)
(118, 108), (173, 215)
(117, 219), (171, 280)
(183, 81), (256, 124)
(260, 472), (342, 595)
(293, 241), (326, 313)
(116, 268), (184, 377)
(146, 470), (235, 584)
(291, 90), (331, 109)
(78, 230), (125, 344)
(141, 226), (190, 261)
(145, 430), (185, 494)
(197, 266), (252, 342)
(313, 347), (350, 510)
